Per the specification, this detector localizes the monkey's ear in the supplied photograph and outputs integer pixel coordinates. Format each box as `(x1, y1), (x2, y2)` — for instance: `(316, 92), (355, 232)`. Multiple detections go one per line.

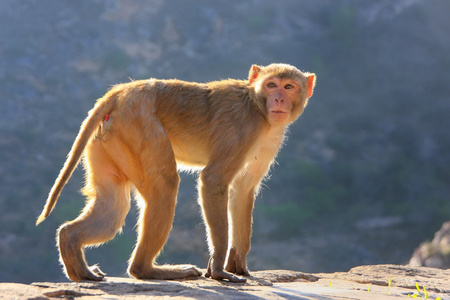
(249, 65), (262, 84)
(306, 74), (316, 98)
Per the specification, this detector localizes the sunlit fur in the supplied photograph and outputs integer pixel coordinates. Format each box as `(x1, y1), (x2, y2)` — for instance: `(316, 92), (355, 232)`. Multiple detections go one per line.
(36, 63), (316, 283)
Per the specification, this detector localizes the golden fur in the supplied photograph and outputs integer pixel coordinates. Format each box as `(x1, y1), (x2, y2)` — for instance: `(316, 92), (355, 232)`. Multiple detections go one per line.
(36, 63), (316, 282)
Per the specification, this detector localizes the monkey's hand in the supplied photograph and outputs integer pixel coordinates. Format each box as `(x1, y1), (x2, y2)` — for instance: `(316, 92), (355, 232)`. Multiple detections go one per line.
(205, 257), (246, 283)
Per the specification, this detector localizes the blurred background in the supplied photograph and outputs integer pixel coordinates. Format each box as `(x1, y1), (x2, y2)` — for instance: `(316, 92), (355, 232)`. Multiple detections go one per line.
(0, 0), (449, 283)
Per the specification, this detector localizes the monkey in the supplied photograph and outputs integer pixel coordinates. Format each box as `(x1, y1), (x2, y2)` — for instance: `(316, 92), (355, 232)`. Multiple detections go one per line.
(36, 63), (316, 283)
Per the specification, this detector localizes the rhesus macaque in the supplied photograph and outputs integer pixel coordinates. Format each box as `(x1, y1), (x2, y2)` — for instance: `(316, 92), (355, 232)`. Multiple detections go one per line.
(36, 63), (316, 283)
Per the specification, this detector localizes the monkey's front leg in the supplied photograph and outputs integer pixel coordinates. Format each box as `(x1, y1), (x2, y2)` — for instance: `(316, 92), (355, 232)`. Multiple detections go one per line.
(199, 170), (246, 283)
(225, 186), (255, 277)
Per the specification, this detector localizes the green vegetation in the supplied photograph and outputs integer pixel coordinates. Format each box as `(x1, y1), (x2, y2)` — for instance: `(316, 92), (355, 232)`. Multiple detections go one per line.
(407, 283), (441, 299)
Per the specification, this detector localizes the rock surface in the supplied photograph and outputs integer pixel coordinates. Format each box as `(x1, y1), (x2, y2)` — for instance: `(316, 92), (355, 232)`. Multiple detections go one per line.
(1, 265), (448, 299)
(410, 221), (450, 269)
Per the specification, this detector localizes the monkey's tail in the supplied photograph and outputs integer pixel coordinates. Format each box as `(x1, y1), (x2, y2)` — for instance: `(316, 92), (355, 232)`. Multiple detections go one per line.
(36, 97), (116, 226)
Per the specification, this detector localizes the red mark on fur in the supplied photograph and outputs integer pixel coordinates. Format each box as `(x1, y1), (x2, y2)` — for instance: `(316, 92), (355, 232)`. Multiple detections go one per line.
(105, 114), (110, 122)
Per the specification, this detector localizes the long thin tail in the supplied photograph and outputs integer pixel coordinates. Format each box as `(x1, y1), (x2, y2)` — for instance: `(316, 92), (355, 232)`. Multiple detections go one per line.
(36, 97), (116, 225)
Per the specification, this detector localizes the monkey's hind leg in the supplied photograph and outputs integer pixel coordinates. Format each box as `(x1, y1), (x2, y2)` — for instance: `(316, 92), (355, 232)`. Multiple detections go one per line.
(128, 171), (201, 280)
(127, 130), (201, 280)
(58, 142), (131, 282)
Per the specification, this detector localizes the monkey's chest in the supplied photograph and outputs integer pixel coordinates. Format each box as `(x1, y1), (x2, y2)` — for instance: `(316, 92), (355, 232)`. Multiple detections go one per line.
(243, 129), (286, 171)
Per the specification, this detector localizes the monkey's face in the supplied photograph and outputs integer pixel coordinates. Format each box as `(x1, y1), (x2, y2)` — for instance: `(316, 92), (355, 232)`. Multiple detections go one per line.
(261, 76), (303, 125)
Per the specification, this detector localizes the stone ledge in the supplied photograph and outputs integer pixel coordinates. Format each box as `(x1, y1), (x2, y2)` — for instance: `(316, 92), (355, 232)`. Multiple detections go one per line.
(1, 265), (448, 299)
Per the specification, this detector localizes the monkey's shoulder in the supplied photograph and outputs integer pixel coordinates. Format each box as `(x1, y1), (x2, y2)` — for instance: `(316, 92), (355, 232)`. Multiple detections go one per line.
(206, 79), (247, 90)
(206, 79), (251, 102)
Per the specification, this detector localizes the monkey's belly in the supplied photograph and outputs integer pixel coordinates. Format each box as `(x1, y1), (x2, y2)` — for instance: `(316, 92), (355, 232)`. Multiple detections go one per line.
(172, 143), (209, 168)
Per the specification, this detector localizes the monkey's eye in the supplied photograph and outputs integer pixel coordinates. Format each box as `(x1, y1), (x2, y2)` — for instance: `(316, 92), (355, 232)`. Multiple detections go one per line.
(284, 84), (294, 89)
(267, 82), (277, 88)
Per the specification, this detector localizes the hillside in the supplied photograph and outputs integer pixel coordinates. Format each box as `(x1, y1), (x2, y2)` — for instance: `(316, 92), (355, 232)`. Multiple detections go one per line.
(0, 0), (449, 283)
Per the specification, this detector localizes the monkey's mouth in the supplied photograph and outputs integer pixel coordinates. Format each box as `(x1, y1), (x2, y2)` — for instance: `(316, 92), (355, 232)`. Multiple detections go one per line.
(269, 110), (289, 123)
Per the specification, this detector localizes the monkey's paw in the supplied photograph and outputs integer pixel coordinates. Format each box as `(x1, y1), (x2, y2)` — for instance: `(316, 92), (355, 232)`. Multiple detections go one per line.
(205, 258), (246, 283)
(89, 264), (106, 279)
(68, 264), (105, 282)
(225, 248), (251, 276)
(128, 264), (202, 280)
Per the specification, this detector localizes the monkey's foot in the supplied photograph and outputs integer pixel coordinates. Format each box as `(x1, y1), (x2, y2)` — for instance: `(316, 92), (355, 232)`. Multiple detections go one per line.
(205, 267), (247, 283)
(67, 264), (105, 282)
(206, 258), (246, 283)
(89, 264), (106, 279)
(225, 248), (251, 276)
(128, 264), (202, 280)
(225, 263), (250, 276)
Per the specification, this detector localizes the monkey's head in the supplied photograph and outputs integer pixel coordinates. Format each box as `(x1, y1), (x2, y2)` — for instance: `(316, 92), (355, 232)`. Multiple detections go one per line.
(249, 63), (316, 126)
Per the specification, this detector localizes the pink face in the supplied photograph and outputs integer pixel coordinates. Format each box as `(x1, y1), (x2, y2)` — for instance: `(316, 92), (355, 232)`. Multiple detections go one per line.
(263, 76), (301, 125)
